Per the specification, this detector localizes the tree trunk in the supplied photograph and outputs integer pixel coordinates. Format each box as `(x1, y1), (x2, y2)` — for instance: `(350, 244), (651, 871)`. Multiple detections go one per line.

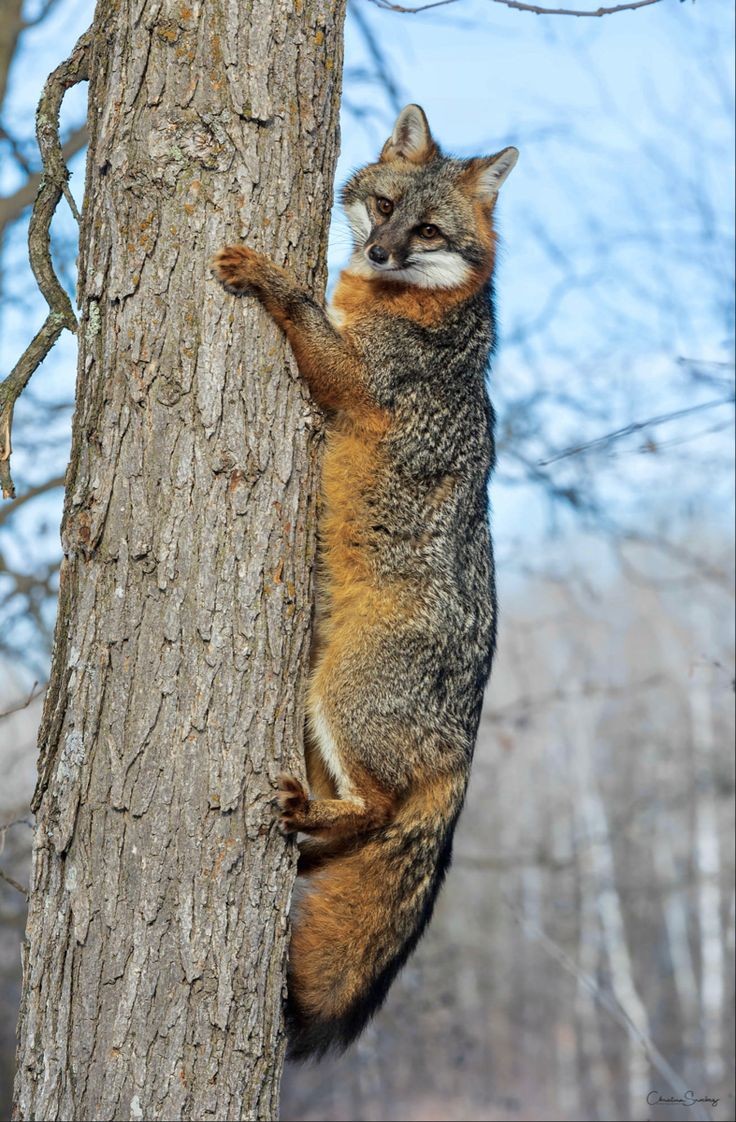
(13, 1), (345, 1118)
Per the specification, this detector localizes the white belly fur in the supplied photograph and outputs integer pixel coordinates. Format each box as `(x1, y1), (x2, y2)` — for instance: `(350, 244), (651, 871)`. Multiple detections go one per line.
(326, 302), (346, 330)
(308, 697), (363, 805)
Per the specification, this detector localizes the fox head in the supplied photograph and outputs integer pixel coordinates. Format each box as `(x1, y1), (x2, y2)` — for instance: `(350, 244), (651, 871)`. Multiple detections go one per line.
(340, 105), (518, 290)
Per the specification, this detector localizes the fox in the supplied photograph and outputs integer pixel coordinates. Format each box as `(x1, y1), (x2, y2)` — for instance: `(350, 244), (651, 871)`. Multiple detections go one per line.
(211, 104), (517, 1060)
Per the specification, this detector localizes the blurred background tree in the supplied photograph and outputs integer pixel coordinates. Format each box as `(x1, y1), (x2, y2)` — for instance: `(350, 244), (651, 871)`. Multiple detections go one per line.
(1, 1), (733, 1119)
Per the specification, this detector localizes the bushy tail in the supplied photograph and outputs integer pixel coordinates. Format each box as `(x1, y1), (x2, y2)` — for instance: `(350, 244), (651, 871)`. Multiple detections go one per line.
(285, 774), (466, 1061)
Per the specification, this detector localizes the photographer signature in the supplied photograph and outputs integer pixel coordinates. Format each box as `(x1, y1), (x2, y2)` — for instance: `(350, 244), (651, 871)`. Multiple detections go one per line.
(647, 1091), (720, 1109)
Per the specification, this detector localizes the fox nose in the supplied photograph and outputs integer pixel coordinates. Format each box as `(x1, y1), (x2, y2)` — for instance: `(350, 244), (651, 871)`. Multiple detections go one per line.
(367, 244), (389, 264)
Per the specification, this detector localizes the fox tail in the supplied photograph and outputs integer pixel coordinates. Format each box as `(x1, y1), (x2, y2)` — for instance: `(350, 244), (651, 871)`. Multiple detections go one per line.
(285, 774), (466, 1061)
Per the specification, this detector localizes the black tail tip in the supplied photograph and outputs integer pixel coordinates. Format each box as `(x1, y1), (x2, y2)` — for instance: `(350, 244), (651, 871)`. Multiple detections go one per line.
(285, 998), (367, 1063)
(285, 1021), (340, 1063)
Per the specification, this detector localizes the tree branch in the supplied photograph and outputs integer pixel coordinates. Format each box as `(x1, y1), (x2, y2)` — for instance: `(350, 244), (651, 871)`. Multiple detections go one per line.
(507, 903), (712, 1122)
(0, 682), (44, 719)
(0, 866), (28, 898)
(0, 28), (90, 500)
(490, 0), (665, 14)
(0, 814), (35, 834)
(0, 0), (24, 115)
(366, 0), (665, 14)
(0, 315), (69, 498)
(0, 812), (34, 899)
(366, 0), (463, 12)
(21, 0), (66, 30)
(538, 396), (735, 466)
(350, 2), (404, 113)
(0, 122), (34, 176)
(0, 124), (88, 234)
(0, 473), (65, 526)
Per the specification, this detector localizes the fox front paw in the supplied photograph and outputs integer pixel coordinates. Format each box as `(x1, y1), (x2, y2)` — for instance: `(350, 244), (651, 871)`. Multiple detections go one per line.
(211, 245), (267, 294)
(273, 772), (310, 834)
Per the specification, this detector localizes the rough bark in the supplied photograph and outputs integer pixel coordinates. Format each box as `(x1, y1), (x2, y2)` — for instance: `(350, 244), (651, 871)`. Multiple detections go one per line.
(13, 1), (345, 1118)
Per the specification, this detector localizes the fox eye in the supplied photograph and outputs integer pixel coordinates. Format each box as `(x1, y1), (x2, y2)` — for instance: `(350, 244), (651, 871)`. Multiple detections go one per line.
(376, 197), (394, 216)
(418, 223), (439, 239)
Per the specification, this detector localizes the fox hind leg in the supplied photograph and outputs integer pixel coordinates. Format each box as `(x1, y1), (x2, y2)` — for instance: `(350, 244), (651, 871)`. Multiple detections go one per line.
(274, 771), (393, 839)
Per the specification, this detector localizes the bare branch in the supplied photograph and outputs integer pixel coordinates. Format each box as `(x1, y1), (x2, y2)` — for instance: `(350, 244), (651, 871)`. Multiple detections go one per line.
(0, 815), (34, 835)
(0, 681), (44, 719)
(350, 2), (404, 113)
(539, 396), (735, 466)
(0, 814), (35, 902)
(31, 30), (92, 295)
(0, 122), (34, 175)
(0, 473), (65, 526)
(0, 314), (70, 498)
(489, 0), (665, 14)
(480, 672), (666, 725)
(21, 0), (66, 30)
(366, 0), (463, 12)
(0, 865), (28, 898)
(0, 124), (88, 234)
(0, 28), (91, 500)
(366, 0), (665, 15)
(0, 0), (24, 114)
(507, 902), (712, 1122)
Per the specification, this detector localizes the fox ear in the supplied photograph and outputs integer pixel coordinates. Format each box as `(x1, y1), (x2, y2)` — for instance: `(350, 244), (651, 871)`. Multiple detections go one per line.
(465, 147), (519, 201)
(380, 104), (438, 164)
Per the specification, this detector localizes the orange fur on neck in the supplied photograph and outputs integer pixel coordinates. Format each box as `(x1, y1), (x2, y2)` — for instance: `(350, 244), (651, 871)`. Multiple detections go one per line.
(332, 243), (495, 331)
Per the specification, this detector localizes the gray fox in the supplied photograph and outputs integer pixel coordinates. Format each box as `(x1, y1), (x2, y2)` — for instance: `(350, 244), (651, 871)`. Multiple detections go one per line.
(212, 104), (517, 1060)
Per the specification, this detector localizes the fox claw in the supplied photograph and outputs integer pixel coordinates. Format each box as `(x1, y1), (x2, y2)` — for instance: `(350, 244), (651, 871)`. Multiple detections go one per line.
(211, 245), (262, 293)
(274, 772), (309, 833)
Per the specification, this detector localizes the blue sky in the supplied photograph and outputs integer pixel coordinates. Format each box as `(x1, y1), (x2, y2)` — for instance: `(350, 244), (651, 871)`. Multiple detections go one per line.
(0, 0), (734, 671)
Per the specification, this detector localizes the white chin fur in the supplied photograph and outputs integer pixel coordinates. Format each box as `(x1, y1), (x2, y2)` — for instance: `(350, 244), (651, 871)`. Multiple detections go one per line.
(399, 251), (472, 289)
(348, 249), (472, 290)
(344, 200), (371, 242)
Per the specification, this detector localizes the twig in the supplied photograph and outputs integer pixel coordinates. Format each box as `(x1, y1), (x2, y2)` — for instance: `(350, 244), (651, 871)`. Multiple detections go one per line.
(0, 28), (91, 500)
(31, 28), (91, 294)
(507, 902), (712, 1122)
(0, 474), (65, 528)
(489, 0), (664, 14)
(21, 0), (66, 29)
(0, 124), (88, 234)
(0, 815), (35, 836)
(366, 0), (463, 12)
(457, 787), (694, 876)
(0, 123), (35, 176)
(481, 672), (666, 725)
(0, 866), (29, 898)
(0, 682), (44, 719)
(0, 317), (70, 498)
(618, 530), (733, 590)
(366, 0), (665, 15)
(350, 2), (404, 113)
(538, 396), (735, 466)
